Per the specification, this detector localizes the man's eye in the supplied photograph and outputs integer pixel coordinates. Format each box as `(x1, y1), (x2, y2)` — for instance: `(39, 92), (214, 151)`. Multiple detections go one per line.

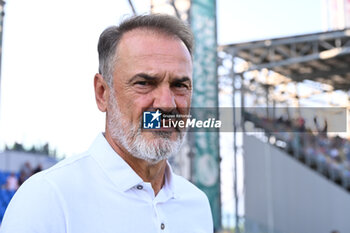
(174, 83), (188, 89)
(135, 81), (149, 86)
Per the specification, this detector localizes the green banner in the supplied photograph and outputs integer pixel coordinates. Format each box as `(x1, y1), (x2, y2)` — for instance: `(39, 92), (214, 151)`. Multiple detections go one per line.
(190, 0), (221, 231)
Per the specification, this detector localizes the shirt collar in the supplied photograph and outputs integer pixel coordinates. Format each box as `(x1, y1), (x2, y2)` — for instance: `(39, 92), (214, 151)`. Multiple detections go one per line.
(88, 133), (177, 197)
(163, 160), (178, 199)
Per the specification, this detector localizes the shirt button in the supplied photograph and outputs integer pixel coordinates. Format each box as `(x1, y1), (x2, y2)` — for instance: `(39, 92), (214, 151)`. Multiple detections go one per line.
(160, 223), (165, 230)
(136, 185), (143, 190)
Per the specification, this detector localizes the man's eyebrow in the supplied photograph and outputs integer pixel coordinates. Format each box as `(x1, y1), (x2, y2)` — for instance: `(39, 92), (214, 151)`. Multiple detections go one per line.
(128, 73), (157, 83)
(173, 77), (191, 83)
(129, 74), (191, 83)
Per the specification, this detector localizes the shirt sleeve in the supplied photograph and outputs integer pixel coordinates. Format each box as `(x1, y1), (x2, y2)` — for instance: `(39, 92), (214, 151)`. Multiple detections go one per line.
(0, 173), (67, 233)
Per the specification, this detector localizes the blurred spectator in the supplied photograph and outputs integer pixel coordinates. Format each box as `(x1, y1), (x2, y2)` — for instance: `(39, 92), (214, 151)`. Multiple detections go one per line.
(19, 162), (32, 186)
(32, 164), (43, 175)
(296, 117), (306, 132)
(343, 141), (350, 161)
(314, 116), (327, 133)
(4, 173), (19, 191)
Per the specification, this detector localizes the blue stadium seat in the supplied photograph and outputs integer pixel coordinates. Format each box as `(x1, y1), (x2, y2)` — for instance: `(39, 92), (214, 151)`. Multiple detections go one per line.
(0, 188), (17, 224)
(1, 190), (14, 205)
(0, 203), (5, 223)
(0, 188), (6, 201)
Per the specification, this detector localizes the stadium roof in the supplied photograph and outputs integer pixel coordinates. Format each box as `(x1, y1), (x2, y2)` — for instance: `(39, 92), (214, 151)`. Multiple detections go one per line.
(220, 29), (350, 90)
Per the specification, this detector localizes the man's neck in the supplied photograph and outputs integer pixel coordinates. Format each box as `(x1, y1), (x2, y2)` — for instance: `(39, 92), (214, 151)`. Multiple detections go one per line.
(104, 130), (166, 196)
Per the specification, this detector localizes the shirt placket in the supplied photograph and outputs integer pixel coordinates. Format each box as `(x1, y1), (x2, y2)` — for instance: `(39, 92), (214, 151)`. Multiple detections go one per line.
(153, 186), (174, 233)
(152, 200), (169, 233)
(133, 180), (174, 233)
(133, 182), (166, 232)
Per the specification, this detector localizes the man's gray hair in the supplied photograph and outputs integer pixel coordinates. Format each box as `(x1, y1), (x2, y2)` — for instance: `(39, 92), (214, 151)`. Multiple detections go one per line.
(97, 14), (194, 87)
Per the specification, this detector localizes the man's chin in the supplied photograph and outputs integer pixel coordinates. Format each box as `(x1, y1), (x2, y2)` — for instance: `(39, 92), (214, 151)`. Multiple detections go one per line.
(151, 130), (174, 138)
(130, 134), (183, 162)
(138, 130), (178, 141)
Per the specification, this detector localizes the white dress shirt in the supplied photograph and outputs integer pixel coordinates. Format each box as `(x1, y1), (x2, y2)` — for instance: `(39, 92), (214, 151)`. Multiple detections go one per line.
(0, 133), (213, 233)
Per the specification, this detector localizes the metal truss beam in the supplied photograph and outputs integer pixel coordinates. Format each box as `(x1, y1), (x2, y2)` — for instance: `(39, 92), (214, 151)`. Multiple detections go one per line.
(290, 67), (350, 82)
(222, 29), (350, 52)
(220, 29), (350, 74)
(248, 47), (350, 72)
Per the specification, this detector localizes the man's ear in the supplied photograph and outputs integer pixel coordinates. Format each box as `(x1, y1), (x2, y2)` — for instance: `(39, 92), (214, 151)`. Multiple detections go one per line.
(94, 73), (109, 112)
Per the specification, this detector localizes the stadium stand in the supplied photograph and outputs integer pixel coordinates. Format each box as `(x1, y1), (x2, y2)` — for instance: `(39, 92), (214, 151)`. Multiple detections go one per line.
(244, 111), (350, 191)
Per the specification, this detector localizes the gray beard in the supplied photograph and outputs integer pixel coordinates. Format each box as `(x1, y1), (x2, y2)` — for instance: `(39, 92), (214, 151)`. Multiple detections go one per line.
(107, 90), (185, 164)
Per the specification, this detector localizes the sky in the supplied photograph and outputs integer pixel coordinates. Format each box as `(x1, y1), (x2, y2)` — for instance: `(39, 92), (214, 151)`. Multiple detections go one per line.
(217, 0), (324, 44)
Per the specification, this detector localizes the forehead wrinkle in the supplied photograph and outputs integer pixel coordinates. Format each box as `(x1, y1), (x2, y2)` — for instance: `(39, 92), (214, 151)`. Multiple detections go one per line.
(136, 53), (190, 60)
(126, 53), (191, 73)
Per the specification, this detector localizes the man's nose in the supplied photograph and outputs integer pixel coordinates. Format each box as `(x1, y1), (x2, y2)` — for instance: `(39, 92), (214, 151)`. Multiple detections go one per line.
(153, 85), (176, 111)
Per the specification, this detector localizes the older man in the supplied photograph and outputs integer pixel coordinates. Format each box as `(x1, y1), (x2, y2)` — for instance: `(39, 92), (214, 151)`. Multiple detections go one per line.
(0, 15), (213, 233)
